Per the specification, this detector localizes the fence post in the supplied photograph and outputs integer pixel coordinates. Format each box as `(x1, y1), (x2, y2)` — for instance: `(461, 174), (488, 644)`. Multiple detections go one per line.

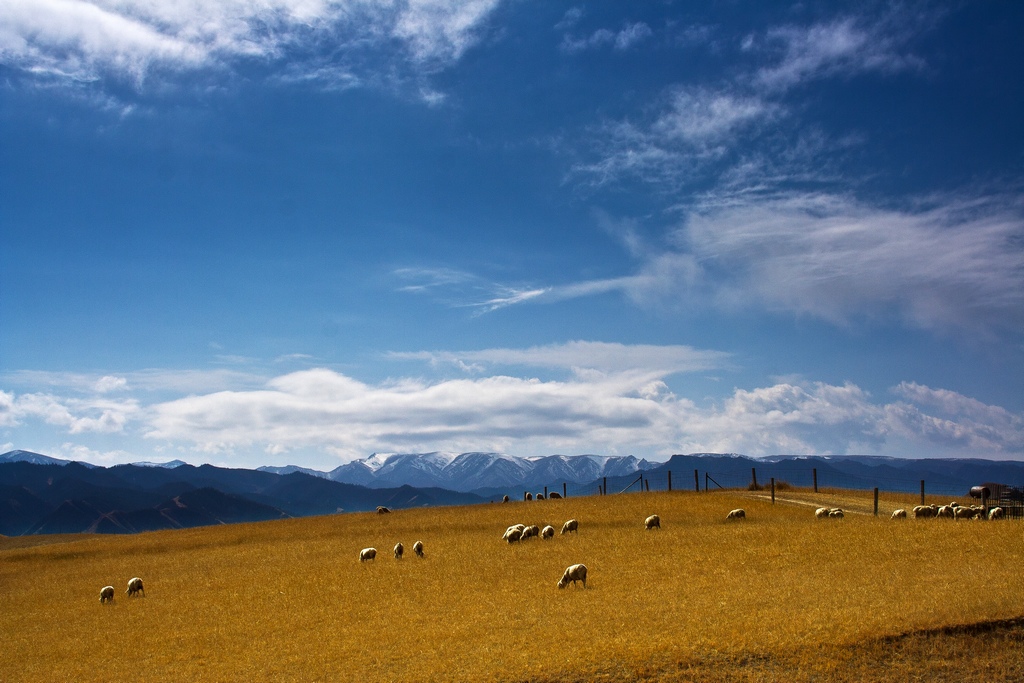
(874, 487), (879, 517)
(544, 486), (548, 499)
(752, 468), (758, 489)
(694, 469), (699, 492)
(920, 480), (925, 506)
(667, 470), (672, 492)
(563, 482), (567, 499)
(645, 479), (650, 492)
(524, 491), (528, 501)
(770, 477), (775, 504)
(603, 477), (607, 496)
(813, 468), (818, 493)
(705, 472), (708, 492)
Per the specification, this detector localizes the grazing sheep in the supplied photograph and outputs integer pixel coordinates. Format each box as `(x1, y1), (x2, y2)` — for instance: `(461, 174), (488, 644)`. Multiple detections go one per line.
(815, 507), (831, 519)
(525, 493), (533, 501)
(360, 547), (377, 562)
(954, 506), (975, 520)
(726, 509), (746, 521)
(503, 527), (523, 544)
(536, 493), (545, 500)
(502, 495), (510, 503)
(548, 492), (562, 499)
(394, 542), (404, 559)
(557, 564), (588, 589)
(644, 514), (661, 530)
(989, 507), (1005, 520)
(891, 509), (907, 520)
(126, 577), (145, 597)
(913, 505), (936, 519)
(936, 505), (955, 519)
(376, 506), (391, 514)
(828, 508), (844, 519)
(560, 519), (579, 535)
(413, 540), (424, 557)
(99, 586), (115, 603)
(541, 525), (555, 539)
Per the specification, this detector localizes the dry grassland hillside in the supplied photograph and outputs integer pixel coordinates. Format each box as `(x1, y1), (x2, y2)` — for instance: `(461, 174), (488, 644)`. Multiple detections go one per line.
(2, 488), (1023, 682)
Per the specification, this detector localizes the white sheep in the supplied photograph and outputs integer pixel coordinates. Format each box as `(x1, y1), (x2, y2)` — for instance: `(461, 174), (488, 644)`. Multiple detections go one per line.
(536, 493), (545, 500)
(954, 506), (975, 520)
(891, 509), (907, 519)
(815, 507), (830, 519)
(936, 505), (955, 519)
(394, 542), (404, 559)
(525, 493), (533, 501)
(560, 519), (579, 535)
(541, 525), (555, 539)
(644, 514), (661, 530)
(557, 564), (588, 589)
(828, 508), (844, 519)
(524, 524), (540, 539)
(502, 495), (510, 503)
(413, 540), (424, 557)
(376, 506), (391, 514)
(360, 547), (377, 562)
(99, 585), (115, 603)
(126, 577), (145, 597)
(548, 492), (562, 499)
(726, 509), (746, 521)
(913, 505), (936, 519)
(503, 527), (522, 544)
(989, 507), (1005, 520)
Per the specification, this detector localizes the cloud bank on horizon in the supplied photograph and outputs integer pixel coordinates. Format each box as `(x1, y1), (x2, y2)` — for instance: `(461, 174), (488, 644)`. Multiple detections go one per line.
(2, 1), (1022, 469)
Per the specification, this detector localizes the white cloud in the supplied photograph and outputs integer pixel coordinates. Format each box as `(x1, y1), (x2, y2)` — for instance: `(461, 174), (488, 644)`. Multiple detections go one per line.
(560, 21), (652, 53)
(3, 392), (140, 433)
(0, 0), (504, 90)
(139, 367), (1024, 461)
(389, 340), (730, 377)
(682, 192), (1024, 334)
(751, 16), (925, 93)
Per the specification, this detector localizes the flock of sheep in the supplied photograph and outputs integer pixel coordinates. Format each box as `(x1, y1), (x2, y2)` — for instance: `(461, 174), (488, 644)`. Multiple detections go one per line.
(96, 496), (1010, 602)
(98, 577), (144, 603)
(897, 503), (1005, 520)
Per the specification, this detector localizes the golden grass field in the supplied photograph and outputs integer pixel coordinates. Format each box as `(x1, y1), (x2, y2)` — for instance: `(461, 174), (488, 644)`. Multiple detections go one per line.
(2, 488), (1023, 682)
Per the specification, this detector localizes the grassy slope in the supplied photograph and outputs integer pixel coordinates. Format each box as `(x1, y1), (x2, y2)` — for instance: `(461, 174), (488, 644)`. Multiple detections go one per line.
(1, 489), (1023, 682)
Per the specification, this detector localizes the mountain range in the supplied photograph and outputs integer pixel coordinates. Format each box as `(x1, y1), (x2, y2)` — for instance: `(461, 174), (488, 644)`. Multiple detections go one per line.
(3, 449), (1023, 536)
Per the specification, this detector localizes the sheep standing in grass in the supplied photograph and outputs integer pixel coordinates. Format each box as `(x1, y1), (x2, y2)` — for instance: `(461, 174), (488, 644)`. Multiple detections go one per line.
(502, 495), (510, 503)
(360, 547), (377, 562)
(557, 564), (588, 589)
(989, 507), (1005, 520)
(541, 525), (555, 539)
(726, 509), (745, 521)
(413, 541), (424, 557)
(815, 507), (830, 519)
(99, 586), (115, 603)
(394, 542), (404, 559)
(891, 509), (907, 520)
(548, 492), (562, 499)
(126, 577), (145, 597)
(936, 505), (955, 519)
(828, 508), (844, 519)
(644, 514), (661, 530)
(377, 506), (391, 514)
(913, 505), (936, 519)
(503, 527), (523, 544)
(560, 519), (579, 535)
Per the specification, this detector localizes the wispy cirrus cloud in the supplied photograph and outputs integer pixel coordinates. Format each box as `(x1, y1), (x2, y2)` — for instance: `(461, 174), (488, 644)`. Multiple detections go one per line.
(0, 0), (504, 92)
(560, 21), (652, 53)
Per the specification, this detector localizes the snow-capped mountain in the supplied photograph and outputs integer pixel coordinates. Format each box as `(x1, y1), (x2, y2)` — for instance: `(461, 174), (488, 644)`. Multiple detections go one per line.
(0, 450), (97, 468)
(325, 451), (654, 492)
(131, 459), (189, 469)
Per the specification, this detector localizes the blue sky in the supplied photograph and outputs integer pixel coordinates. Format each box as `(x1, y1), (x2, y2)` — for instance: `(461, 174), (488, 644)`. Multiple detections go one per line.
(2, 1), (1023, 469)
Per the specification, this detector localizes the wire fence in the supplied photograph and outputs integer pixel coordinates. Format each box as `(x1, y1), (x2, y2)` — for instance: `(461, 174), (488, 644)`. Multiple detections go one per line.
(529, 463), (1024, 505)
